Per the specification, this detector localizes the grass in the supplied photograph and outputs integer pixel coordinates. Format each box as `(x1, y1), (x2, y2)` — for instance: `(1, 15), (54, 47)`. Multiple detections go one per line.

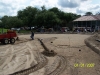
(0, 28), (33, 34)
(0, 28), (8, 33)
(18, 30), (30, 33)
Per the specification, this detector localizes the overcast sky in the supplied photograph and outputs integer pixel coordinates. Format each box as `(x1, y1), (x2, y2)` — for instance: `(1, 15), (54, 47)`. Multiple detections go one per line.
(0, 0), (100, 16)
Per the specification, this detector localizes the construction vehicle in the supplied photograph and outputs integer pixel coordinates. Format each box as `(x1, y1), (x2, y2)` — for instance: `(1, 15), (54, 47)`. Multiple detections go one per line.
(0, 30), (18, 44)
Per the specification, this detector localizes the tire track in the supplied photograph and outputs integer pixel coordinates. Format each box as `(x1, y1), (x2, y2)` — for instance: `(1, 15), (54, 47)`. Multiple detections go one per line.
(47, 55), (67, 75)
(0, 49), (10, 66)
(9, 53), (48, 75)
(0, 45), (27, 58)
(25, 48), (37, 69)
(44, 56), (60, 75)
(0, 47), (14, 70)
(38, 38), (67, 75)
(0, 41), (48, 75)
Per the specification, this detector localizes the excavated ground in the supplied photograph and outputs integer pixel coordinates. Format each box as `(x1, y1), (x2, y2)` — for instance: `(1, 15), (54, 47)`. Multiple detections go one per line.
(86, 34), (100, 49)
(0, 34), (100, 75)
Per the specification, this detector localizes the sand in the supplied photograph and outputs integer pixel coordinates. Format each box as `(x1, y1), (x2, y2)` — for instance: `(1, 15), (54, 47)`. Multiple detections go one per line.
(0, 34), (100, 75)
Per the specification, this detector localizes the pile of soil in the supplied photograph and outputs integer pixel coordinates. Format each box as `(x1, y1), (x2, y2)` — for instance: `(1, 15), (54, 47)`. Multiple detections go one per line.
(87, 34), (100, 49)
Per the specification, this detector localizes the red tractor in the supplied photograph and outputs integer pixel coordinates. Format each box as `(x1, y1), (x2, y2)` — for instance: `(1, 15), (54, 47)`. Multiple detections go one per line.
(0, 30), (18, 44)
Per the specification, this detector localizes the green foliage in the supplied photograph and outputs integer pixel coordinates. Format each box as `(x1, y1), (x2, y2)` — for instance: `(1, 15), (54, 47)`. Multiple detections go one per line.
(0, 28), (8, 33)
(1, 16), (23, 29)
(85, 12), (93, 16)
(1, 6), (81, 30)
(49, 7), (61, 15)
(35, 11), (61, 28)
(41, 5), (47, 13)
(19, 30), (30, 33)
(17, 6), (39, 28)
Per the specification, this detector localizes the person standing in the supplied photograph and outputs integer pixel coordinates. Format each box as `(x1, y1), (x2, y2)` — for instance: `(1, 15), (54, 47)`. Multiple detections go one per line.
(77, 29), (79, 33)
(84, 28), (87, 32)
(30, 30), (34, 40)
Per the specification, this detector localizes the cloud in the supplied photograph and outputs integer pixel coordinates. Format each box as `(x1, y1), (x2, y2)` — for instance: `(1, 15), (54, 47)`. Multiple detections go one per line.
(0, 0), (59, 16)
(58, 0), (79, 8)
(0, 0), (29, 16)
(58, 0), (91, 8)
(76, 8), (87, 15)
(80, 0), (90, 1)
(30, 0), (58, 9)
(0, 1), (12, 16)
(58, 0), (91, 15)
(89, 4), (100, 10)
(0, 0), (100, 16)
(76, 0), (100, 15)
(89, 5), (100, 14)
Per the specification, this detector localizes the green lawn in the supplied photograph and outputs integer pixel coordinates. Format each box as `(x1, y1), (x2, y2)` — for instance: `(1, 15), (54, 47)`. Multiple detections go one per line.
(0, 28), (33, 34)
(0, 28), (8, 33)
(19, 30), (30, 33)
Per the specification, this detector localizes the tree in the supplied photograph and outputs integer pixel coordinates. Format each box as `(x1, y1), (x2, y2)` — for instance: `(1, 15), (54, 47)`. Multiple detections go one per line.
(41, 5), (46, 12)
(1, 15), (9, 28)
(49, 7), (80, 29)
(44, 11), (61, 28)
(49, 7), (60, 14)
(85, 12), (93, 16)
(0, 6), (82, 31)
(17, 6), (39, 29)
(1, 16), (23, 29)
(7, 17), (23, 28)
(35, 11), (61, 28)
(0, 20), (2, 27)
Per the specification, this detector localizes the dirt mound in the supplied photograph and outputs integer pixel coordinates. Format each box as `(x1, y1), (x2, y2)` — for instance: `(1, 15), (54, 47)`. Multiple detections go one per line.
(85, 33), (100, 57)
(87, 34), (100, 48)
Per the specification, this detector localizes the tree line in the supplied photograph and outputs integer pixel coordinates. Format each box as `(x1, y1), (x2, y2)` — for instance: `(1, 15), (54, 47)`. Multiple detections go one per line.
(0, 6), (88, 30)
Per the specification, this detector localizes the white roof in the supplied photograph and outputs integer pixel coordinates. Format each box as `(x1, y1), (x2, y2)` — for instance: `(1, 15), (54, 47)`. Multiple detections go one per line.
(73, 15), (100, 21)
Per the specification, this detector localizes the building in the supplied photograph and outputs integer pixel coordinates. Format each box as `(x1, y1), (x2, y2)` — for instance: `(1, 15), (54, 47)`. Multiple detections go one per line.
(73, 15), (100, 32)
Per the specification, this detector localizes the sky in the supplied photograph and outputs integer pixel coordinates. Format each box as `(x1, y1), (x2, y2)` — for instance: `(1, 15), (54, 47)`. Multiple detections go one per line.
(0, 0), (100, 17)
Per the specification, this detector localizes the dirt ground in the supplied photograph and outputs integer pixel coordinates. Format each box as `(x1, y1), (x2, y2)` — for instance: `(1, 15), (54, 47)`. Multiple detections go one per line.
(0, 34), (100, 75)
(87, 34), (100, 49)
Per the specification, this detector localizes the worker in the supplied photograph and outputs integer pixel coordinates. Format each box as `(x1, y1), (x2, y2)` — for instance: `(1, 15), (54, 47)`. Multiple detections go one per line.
(77, 29), (79, 33)
(84, 28), (87, 32)
(30, 30), (34, 40)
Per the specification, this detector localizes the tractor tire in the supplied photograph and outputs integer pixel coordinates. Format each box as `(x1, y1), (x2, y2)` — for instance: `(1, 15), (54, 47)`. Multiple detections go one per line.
(0, 40), (4, 44)
(10, 38), (15, 44)
(3, 39), (9, 44)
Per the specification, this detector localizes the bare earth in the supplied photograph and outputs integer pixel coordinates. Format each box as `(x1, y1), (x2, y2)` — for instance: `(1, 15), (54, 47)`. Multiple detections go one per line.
(0, 34), (100, 75)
